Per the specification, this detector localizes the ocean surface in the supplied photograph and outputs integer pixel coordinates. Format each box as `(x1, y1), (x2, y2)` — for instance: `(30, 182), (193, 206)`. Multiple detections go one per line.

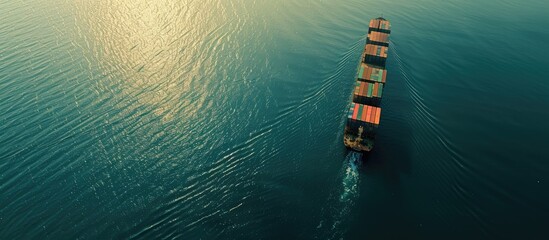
(1, 0), (549, 239)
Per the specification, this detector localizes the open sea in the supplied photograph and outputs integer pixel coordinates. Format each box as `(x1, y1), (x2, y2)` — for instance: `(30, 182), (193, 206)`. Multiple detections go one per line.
(1, 0), (549, 239)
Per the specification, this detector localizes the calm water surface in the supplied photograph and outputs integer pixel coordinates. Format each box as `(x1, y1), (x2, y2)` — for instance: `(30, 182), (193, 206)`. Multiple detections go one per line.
(1, 0), (549, 239)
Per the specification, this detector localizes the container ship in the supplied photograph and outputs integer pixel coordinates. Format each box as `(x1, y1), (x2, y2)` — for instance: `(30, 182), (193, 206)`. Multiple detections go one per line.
(344, 17), (391, 152)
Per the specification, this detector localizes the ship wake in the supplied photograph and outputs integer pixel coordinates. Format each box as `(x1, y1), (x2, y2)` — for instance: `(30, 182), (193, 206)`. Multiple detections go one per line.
(316, 151), (362, 239)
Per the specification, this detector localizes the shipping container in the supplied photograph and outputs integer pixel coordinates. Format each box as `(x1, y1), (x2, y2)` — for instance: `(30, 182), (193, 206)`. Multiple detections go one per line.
(368, 17), (391, 34)
(367, 31), (390, 47)
(357, 63), (387, 83)
(345, 103), (381, 138)
(352, 81), (384, 106)
(363, 44), (388, 67)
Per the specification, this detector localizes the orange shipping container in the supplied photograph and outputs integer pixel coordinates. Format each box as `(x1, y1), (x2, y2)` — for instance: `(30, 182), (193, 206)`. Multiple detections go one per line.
(369, 18), (391, 33)
(369, 19), (377, 28)
(368, 31), (389, 44)
(352, 103), (359, 119)
(365, 106), (372, 123)
(361, 104), (368, 122)
(369, 106), (375, 124)
(375, 107), (382, 124)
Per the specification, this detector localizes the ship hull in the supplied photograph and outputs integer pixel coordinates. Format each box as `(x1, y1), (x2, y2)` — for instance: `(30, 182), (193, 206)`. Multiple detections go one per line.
(343, 17), (391, 153)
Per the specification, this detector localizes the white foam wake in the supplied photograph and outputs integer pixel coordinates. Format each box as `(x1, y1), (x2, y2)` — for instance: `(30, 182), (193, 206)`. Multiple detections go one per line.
(328, 151), (362, 239)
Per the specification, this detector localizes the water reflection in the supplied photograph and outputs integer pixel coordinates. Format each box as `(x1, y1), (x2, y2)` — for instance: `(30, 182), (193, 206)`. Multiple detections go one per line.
(73, 0), (223, 121)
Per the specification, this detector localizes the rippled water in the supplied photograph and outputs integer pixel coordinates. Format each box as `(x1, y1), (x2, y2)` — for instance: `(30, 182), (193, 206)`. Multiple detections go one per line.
(1, 0), (549, 239)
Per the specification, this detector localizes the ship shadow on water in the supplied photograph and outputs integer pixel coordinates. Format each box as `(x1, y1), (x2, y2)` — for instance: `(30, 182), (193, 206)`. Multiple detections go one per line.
(360, 120), (413, 180)
(357, 39), (414, 179)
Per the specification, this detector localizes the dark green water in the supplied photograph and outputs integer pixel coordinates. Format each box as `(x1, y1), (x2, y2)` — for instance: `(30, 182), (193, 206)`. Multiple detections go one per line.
(1, 0), (549, 239)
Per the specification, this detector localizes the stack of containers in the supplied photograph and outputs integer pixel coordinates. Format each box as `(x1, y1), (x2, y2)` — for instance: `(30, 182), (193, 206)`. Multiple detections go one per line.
(364, 17), (391, 67)
(352, 81), (383, 106)
(347, 103), (382, 138)
(358, 63), (387, 84)
(345, 17), (391, 150)
(367, 31), (390, 46)
(363, 44), (388, 67)
(369, 18), (391, 34)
